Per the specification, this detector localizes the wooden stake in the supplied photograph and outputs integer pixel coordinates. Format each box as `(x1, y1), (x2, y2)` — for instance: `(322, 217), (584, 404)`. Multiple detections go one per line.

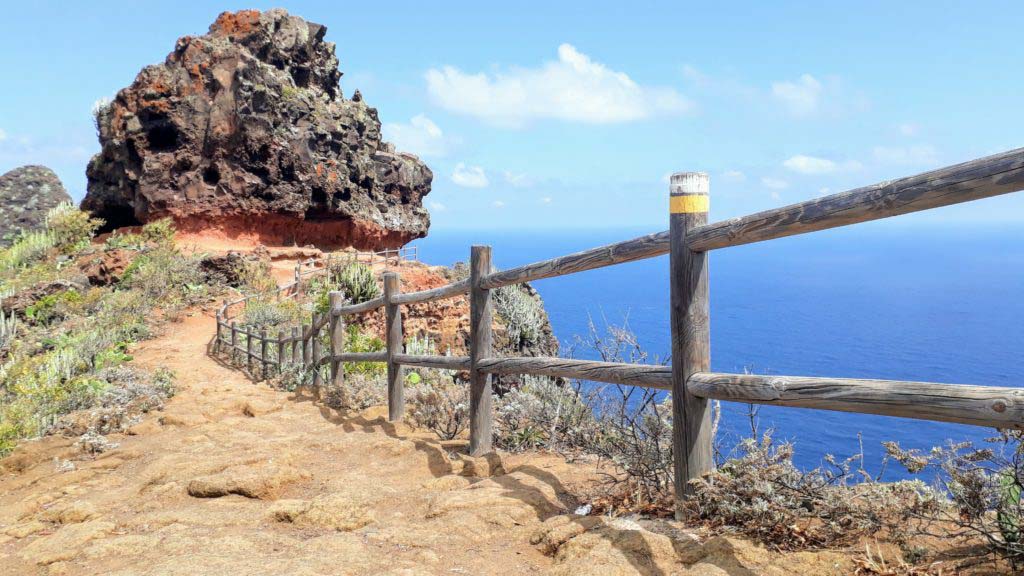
(277, 330), (285, 375)
(384, 273), (404, 422)
(260, 328), (269, 380)
(329, 292), (345, 393)
(669, 172), (712, 518)
(246, 326), (254, 375)
(468, 245), (494, 456)
(302, 323), (311, 368)
(312, 316), (322, 396)
(230, 321), (238, 365)
(291, 326), (300, 365)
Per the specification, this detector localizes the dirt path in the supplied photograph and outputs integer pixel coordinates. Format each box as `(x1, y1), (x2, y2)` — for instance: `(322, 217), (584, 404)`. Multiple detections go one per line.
(0, 308), (597, 575)
(0, 305), (854, 575)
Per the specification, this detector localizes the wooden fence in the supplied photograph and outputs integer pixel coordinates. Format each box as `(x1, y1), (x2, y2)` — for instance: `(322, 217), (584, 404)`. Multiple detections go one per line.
(213, 147), (1024, 519)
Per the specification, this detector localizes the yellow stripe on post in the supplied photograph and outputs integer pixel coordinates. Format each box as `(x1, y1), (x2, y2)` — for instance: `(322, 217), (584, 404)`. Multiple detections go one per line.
(669, 194), (709, 214)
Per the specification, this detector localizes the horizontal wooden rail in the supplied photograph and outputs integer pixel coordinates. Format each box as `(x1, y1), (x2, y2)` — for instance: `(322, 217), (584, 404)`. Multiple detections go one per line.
(687, 372), (1024, 430)
(479, 231), (670, 290)
(394, 354), (471, 371)
(476, 357), (672, 390)
(390, 279), (470, 305)
(320, 352), (388, 365)
(333, 295), (386, 316)
(687, 147), (1024, 251)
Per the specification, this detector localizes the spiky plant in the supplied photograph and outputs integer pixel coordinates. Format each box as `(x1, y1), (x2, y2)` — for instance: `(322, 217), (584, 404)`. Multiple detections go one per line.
(337, 262), (380, 304)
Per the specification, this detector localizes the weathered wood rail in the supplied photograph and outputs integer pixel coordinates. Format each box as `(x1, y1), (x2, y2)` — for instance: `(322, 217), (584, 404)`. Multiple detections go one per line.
(212, 147), (1024, 519)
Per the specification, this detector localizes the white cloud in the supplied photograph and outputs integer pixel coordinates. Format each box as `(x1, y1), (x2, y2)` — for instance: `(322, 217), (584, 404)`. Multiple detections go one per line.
(872, 145), (938, 166)
(451, 163), (489, 188)
(428, 201), (447, 212)
(897, 123), (919, 137)
(783, 155), (862, 175)
(492, 200), (506, 208)
(783, 155), (835, 174)
(541, 196), (552, 204)
(503, 171), (534, 188)
(0, 129), (7, 142)
(426, 44), (692, 126)
(772, 74), (823, 116)
(383, 114), (450, 158)
(721, 170), (746, 182)
(761, 177), (789, 190)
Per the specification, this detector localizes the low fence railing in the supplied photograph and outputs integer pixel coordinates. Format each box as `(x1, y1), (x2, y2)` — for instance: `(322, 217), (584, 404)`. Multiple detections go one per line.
(213, 147), (1024, 519)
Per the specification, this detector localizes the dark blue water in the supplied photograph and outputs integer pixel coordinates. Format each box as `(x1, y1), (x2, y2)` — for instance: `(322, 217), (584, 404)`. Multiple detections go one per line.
(409, 224), (1024, 479)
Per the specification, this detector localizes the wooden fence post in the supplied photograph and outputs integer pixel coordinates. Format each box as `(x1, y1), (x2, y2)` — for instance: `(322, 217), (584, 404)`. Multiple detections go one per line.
(312, 316), (322, 396)
(277, 330), (285, 375)
(230, 321), (238, 365)
(329, 292), (345, 393)
(246, 327), (254, 375)
(669, 172), (712, 518)
(294, 261), (302, 297)
(384, 273), (404, 422)
(291, 326), (300, 365)
(302, 323), (311, 368)
(216, 300), (227, 352)
(260, 328), (269, 380)
(468, 245), (494, 456)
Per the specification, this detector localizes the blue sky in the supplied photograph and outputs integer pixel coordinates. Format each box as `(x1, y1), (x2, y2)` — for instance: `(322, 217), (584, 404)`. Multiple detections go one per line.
(1, 1), (1022, 230)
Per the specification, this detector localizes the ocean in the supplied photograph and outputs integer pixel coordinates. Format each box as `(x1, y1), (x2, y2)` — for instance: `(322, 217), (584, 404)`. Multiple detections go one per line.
(409, 223), (1024, 480)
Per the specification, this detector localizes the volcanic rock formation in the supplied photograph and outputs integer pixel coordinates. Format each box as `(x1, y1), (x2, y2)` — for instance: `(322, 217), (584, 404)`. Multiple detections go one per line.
(82, 9), (432, 249)
(0, 166), (72, 246)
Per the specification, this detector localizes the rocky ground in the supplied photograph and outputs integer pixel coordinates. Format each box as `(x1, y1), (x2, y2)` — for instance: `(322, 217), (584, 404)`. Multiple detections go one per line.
(0, 285), (856, 575)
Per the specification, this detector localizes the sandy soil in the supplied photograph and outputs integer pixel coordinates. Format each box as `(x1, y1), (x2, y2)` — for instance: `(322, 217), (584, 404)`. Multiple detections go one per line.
(0, 273), (855, 575)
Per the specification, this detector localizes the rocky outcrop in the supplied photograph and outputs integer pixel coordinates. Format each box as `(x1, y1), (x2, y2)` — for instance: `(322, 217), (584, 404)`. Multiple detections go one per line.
(0, 166), (72, 246)
(83, 9), (432, 250)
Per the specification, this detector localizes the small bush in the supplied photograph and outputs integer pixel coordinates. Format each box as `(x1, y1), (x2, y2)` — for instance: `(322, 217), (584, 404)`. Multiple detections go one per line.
(329, 372), (386, 411)
(140, 218), (175, 245)
(237, 257), (277, 295)
(494, 284), (545, 350)
(104, 231), (143, 250)
(342, 325), (385, 377)
(687, 430), (937, 550)
(121, 246), (207, 316)
(407, 373), (468, 440)
(242, 298), (303, 331)
(25, 289), (83, 326)
(335, 262), (380, 304)
(45, 203), (102, 253)
(495, 374), (595, 452)
(0, 229), (57, 270)
(887, 431), (1024, 569)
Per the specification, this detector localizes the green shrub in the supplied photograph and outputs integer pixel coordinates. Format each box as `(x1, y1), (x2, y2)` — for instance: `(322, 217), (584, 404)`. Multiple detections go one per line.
(45, 203), (102, 253)
(104, 230), (145, 250)
(141, 218), (175, 245)
(407, 373), (468, 440)
(121, 246), (207, 313)
(242, 298), (303, 331)
(336, 262), (380, 304)
(341, 325), (385, 377)
(25, 290), (83, 326)
(0, 229), (57, 270)
(494, 284), (545, 349)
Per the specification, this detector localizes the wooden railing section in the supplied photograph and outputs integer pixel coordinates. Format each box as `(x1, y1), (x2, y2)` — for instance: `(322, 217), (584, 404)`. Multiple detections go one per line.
(212, 147), (1024, 518)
